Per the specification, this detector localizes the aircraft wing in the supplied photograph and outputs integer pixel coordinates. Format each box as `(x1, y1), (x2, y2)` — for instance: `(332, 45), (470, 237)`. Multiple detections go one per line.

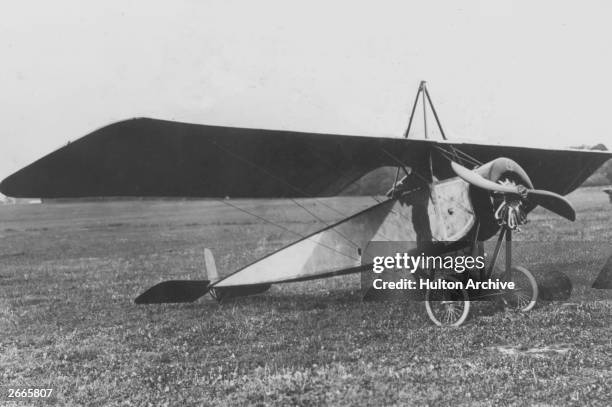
(0, 118), (430, 198)
(431, 141), (611, 196)
(1, 117), (610, 198)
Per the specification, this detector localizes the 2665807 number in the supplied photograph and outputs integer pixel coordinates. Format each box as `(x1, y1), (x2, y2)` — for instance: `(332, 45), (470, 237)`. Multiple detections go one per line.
(8, 388), (54, 398)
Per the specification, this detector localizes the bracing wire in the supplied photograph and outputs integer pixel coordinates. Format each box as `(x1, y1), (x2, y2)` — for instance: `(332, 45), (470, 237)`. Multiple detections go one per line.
(219, 198), (360, 262)
(289, 197), (362, 250)
(435, 145), (483, 168)
(208, 134), (482, 260)
(208, 140), (370, 254)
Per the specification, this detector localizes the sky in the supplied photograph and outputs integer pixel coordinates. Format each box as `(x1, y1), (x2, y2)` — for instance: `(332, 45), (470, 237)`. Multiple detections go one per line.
(1, 0), (611, 180)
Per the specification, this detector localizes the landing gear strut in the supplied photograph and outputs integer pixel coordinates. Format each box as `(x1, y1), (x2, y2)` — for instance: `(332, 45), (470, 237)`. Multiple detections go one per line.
(488, 227), (538, 312)
(424, 225), (539, 327)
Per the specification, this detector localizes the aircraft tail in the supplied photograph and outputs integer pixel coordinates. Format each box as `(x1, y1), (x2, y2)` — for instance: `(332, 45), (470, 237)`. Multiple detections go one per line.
(134, 280), (210, 304)
(135, 247), (273, 304)
(205, 248), (272, 301)
(203, 248), (219, 282)
(134, 247), (218, 304)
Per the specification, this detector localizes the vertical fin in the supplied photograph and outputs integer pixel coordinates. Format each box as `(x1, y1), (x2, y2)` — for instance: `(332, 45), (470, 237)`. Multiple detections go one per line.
(204, 248), (219, 282)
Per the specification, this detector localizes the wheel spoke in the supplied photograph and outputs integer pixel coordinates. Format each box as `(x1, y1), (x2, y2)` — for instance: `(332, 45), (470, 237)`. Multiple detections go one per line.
(426, 275), (471, 326)
(516, 292), (531, 309)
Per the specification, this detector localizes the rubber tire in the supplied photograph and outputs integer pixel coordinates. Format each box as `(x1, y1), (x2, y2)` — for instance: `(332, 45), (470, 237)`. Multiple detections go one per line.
(503, 265), (538, 312)
(425, 275), (471, 327)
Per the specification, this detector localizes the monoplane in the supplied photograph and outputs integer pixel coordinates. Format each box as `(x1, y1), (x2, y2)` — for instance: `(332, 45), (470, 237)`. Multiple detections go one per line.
(2, 82), (610, 325)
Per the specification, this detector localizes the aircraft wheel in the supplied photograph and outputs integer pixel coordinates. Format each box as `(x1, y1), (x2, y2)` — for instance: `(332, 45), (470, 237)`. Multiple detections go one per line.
(425, 275), (471, 327)
(501, 266), (538, 311)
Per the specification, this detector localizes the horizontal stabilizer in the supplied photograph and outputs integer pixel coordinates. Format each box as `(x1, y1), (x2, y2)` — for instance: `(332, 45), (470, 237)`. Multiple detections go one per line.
(135, 280), (210, 304)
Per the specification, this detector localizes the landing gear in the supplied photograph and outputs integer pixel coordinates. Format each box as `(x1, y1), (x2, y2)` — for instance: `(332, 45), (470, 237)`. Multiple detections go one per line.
(424, 224), (539, 327)
(488, 227), (539, 313)
(497, 265), (538, 312)
(425, 275), (471, 326)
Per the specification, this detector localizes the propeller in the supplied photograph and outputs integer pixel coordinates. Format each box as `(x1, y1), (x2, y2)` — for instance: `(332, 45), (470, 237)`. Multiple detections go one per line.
(451, 160), (575, 221)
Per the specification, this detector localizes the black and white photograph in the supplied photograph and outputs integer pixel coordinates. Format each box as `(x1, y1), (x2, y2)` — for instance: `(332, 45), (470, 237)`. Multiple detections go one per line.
(1, 1), (611, 405)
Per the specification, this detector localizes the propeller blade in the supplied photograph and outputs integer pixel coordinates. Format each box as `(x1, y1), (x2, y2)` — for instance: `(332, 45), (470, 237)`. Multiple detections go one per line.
(135, 280), (210, 304)
(527, 189), (576, 221)
(451, 160), (576, 221)
(450, 161), (520, 193)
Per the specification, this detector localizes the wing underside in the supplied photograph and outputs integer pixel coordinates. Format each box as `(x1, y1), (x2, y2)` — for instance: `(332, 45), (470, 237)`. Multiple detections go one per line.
(0, 118), (430, 198)
(1, 118), (610, 199)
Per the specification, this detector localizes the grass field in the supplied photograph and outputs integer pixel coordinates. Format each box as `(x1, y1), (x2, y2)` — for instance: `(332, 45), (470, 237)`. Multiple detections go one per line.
(1, 187), (610, 406)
